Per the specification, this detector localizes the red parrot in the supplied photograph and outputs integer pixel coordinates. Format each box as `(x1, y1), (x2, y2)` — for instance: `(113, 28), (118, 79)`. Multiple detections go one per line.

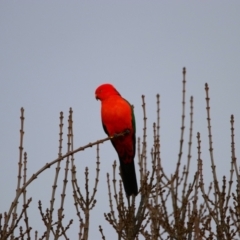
(95, 84), (138, 197)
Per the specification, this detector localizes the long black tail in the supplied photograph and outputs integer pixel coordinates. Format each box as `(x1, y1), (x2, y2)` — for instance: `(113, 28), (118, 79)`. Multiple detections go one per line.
(120, 160), (138, 197)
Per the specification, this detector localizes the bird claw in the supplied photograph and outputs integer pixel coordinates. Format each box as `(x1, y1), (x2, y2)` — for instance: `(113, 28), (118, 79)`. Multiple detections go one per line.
(124, 129), (130, 135)
(112, 129), (130, 139)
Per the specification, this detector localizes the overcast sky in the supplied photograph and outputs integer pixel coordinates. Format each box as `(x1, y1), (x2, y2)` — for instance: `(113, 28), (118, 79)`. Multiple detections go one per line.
(0, 1), (240, 239)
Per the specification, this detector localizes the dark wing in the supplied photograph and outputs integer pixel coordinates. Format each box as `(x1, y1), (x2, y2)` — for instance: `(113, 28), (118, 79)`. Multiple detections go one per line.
(131, 104), (136, 158)
(120, 100), (138, 196)
(126, 100), (136, 158)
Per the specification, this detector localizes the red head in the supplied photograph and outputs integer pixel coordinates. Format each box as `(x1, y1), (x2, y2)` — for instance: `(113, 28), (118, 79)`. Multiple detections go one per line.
(95, 84), (121, 101)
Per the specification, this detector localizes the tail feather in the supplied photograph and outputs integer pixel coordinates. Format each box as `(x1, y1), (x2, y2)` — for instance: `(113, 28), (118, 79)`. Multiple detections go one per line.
(120, 160), (138, 197)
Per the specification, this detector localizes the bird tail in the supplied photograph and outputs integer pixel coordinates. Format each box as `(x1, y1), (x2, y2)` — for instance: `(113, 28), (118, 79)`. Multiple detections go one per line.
(120, 159), (138, 197)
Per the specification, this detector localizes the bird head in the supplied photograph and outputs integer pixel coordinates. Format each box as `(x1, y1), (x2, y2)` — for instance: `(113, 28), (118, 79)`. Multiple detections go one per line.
(95, 84), (121, 101)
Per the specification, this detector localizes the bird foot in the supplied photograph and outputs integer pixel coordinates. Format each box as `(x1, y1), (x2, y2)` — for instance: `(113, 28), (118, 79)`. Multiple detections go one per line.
(124, 129), (130, 135)
(113, 133), (118, 138)
(112, 129), (130, 139)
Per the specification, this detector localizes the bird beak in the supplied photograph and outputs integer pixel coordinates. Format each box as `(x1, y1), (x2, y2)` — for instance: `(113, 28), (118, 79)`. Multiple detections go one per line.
(95, 94), (99, 100)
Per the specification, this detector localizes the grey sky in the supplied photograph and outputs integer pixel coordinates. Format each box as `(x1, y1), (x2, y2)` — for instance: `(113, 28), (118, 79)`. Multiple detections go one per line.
(0, 2), (240, 239)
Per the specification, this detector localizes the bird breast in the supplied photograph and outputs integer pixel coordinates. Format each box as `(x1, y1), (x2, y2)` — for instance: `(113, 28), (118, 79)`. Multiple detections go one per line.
(101, 97), (132, 136)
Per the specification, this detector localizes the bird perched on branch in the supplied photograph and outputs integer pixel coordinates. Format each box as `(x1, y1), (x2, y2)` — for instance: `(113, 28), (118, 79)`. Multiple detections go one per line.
(95, 84), (138, 197)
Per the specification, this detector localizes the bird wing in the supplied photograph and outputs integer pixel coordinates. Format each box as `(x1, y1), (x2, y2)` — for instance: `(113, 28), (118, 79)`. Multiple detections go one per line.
(128, 100), (136, 158)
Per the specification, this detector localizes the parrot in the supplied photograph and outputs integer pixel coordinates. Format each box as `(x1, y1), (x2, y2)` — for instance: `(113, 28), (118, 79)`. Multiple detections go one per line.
(95, 83), (138, 197)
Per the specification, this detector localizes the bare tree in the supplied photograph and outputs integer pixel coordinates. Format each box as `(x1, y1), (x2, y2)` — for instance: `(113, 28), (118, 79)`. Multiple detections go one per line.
(1, 68), (239, 240)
